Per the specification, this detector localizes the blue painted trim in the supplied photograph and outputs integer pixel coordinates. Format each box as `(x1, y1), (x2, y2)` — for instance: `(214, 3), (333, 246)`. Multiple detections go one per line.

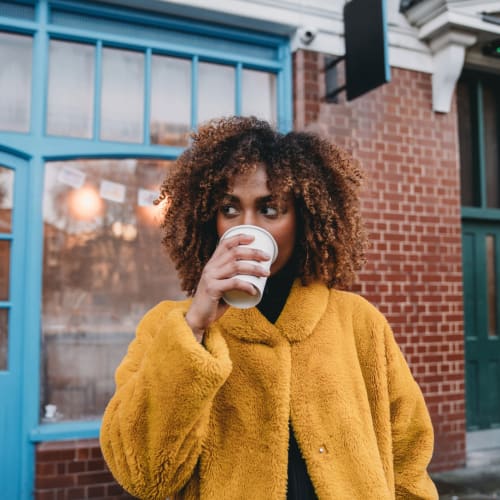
(46, 25), (283, 69)
(49, 0), (285, 47)
(0, 139), (32, 159)
(277, 42), (293, 132)
(235, 62), (242, 116)
(30, 0), (49, 137)
(30, 419), (101, 442)
(20, 3), (49, 498)
(0, 16), (37, 33)
(93, 40), (102, 141)
(41, 137), (183, 160)
(0, 152), (27, 498)
(20, 155), (44, 500)
(2, 134), (184, 160)
(0, 233), (13, 240)
(191, 55), (198, 129)
(144, 47), (152, 145)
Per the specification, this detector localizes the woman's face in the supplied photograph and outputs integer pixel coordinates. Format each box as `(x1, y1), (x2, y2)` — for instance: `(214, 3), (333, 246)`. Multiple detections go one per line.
(216, 164), (296, 275)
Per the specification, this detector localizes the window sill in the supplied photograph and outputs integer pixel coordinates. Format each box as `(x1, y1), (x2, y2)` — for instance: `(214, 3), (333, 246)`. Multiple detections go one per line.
(30, 419), (101, 443)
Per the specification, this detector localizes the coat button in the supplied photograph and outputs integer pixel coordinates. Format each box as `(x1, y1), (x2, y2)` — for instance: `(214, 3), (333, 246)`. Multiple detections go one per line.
(319, 447), (325, 454)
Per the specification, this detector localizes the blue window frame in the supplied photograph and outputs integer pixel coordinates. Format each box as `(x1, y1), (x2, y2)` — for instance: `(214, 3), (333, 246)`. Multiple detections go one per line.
(0, 0), (292, 496)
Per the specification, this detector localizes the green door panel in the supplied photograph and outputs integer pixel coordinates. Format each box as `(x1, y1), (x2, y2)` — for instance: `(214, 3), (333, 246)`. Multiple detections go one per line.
(462, 222), (500, 430)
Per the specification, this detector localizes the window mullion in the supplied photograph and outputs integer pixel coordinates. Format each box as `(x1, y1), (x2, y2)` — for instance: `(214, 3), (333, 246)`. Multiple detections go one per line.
(31, 0), (49, 138)
(93, 40), (102, 141)
(235, 62), (242, 116)
(191, 55), (198, 130)
(144, 48), (152, 145)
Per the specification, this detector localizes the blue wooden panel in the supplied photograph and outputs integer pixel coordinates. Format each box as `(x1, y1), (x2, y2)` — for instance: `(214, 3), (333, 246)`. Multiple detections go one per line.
(0, 151), (28, 499)
(0, 0), (35, 21)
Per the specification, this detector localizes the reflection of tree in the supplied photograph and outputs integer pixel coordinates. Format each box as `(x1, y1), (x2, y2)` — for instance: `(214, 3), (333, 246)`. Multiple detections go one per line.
(43, 158), (184, 334)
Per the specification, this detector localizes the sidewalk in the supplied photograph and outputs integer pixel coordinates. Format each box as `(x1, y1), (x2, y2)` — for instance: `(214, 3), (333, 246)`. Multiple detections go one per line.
(431, 430), (500, 500)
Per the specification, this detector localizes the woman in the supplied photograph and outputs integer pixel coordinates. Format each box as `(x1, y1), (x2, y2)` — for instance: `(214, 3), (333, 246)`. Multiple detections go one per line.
(100, 116), (438, 499)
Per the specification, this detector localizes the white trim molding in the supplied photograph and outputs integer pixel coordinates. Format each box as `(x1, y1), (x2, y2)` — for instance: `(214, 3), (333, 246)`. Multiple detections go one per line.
(403, 0), (500, 112)
(429, 30), (477, 112)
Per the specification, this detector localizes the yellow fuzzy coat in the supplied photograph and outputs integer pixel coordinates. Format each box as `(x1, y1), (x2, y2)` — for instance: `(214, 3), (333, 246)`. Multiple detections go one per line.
(100, 281), (438, 499)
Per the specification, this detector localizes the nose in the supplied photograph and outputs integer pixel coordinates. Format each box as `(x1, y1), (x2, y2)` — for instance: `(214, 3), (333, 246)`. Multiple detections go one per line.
(242, 210), (257, 226)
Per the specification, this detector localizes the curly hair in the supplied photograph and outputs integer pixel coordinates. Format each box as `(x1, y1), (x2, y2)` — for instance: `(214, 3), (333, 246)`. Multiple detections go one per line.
(157, 116), (367, 294)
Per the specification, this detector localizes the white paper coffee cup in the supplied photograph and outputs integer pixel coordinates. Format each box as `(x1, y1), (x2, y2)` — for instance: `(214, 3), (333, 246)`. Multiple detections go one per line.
(220, 224), (278, 308)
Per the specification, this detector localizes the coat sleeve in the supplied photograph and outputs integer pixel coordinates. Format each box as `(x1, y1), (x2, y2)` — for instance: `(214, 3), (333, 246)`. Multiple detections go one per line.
(384, 323), (439, 500)
(99, 302), (233, 500)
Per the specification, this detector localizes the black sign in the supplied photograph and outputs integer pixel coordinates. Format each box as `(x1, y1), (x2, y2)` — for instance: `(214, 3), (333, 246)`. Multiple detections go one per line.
(343, 0), (391, 100)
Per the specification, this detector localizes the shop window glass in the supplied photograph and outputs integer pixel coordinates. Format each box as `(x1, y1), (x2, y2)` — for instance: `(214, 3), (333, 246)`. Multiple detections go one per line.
(457, 80), (479, 207)
(198, 62), (235, 124)
(0, 166), (13, 233)
(150, 55), (191, 146)
(47, 40), (95, 138)
(0, 241), (10, 302)
(241, 69), (276, 124)
(483, 83), (500, 209)
(0, 308), (8, 370)
(100, 48), (144, 143)
(487, 235), (498, 338)
(41, 158), (184, 420)
(0, 31), (32, 133)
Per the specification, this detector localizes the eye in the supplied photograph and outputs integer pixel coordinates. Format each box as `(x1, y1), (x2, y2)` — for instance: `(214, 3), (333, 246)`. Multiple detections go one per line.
(220, 204), (238, 216)
(261, 205), (278, 217)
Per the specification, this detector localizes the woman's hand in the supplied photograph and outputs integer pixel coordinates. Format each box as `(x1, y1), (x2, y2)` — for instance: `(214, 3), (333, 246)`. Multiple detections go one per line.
(185, 233), (271, 341)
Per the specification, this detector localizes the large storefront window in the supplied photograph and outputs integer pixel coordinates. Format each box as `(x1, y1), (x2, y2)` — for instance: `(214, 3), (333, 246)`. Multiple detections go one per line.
(41, 159), (184, 420)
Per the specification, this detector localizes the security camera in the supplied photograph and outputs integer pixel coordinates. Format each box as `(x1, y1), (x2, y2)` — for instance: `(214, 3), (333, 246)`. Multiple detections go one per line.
(299, 27), (318, 45)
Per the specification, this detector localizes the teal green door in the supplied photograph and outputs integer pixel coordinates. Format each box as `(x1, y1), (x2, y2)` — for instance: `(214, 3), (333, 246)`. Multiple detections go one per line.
(462, 222), (500, 429)
(0, 154), (27, 497)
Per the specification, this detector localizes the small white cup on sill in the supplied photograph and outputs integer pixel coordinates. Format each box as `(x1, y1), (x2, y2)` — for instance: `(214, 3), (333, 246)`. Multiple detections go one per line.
(220, 224), (278, 309)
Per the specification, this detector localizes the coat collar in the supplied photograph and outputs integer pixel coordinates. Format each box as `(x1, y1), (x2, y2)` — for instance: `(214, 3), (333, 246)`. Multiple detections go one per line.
(220, 280), (330, 346)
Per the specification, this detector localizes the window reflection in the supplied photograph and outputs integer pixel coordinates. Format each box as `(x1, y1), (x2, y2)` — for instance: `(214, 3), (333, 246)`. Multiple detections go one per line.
(0, 166), (14, 233)
(0, 32), (32, 133)
(150, 55), (191, 146)
(0, 308), (8, 371)
(483, 84), (500, 209)
(42, 159), (184, 420)
(0, 241), (10, 302)
(100, 48), (144, 143)
(486, 235), (498, 338)
(47, 40), (95, 138)
(242, 69), (276, 124)
(198, 62), (235, 124)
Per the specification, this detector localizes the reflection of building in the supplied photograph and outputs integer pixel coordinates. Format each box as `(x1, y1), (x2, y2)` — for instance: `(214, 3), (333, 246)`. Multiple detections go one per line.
(1, 0), (500, 497)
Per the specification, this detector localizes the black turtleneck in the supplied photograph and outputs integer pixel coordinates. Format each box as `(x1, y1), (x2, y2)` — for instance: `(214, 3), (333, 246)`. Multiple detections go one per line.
(256, 260), (318, 500)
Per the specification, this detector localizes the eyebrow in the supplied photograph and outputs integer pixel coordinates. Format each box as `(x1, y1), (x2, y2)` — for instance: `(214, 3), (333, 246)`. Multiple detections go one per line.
(222, 194), (274, 203)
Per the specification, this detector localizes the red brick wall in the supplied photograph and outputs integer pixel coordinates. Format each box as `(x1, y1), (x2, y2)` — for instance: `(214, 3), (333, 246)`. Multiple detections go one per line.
(293, 49), (466, 471)
(35, 440), (135, 499)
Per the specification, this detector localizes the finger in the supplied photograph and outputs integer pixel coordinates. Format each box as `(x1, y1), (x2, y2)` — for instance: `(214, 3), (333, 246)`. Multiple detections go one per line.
(220, 277), (259, 296)
(216, 260), (270, 280)
(218, 233), (254, 250)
